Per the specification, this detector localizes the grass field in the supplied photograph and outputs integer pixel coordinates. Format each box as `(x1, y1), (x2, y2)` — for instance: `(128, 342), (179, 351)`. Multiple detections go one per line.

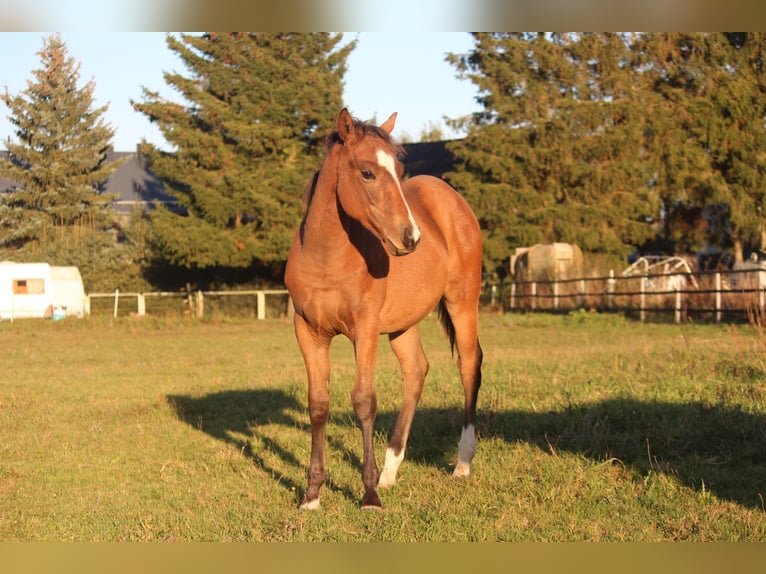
(1, 311), (765, 541)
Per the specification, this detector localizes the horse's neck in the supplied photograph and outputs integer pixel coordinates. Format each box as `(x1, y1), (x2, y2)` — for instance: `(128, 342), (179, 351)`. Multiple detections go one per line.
(301, 160), (351, 257)
(300, 153), (390, 281)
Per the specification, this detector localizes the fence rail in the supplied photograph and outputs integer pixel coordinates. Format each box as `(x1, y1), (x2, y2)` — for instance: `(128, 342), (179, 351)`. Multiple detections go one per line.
(86, 289), (292, 319)
(82, 266), (766, 323)
(503, 267), (766, 323)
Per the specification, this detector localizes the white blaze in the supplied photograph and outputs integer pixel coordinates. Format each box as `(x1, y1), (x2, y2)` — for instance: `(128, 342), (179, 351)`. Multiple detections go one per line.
(376, 149), (421, 243)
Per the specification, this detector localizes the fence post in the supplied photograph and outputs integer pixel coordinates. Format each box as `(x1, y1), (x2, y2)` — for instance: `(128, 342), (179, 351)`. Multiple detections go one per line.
(196, 291), (204, 318)
(286, 296), (295, 320)
(553, 281), (559, 310)
(715, 272), (722, 323)
(579, 279), (585, 308)
(640, 276), (646, 323)
(84, 294), (91, 317)
(608, 270), (614, 310)
(510, 283), (516, 310)
(675, 286), (681, 324)
(113, 289), (120, 319)
(256, 291), (266, 320)
(530, 282), (536, 311)
(137, 293), (146, 316)
(186, 284), (193, 314)
(760, 268), (765, 315)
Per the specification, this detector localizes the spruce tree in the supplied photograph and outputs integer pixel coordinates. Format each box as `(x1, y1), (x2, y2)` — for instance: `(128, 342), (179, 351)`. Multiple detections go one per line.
(0, 33), (118, 252)
(132, 32), (354, 275)
(446, 33), (658, 275)
(687, 33), (766, 261)
(631, 32), (766, 259)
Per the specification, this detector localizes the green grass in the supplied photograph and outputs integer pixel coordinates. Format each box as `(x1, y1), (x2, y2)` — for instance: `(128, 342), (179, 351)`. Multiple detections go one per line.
(1, 312), (765, 541)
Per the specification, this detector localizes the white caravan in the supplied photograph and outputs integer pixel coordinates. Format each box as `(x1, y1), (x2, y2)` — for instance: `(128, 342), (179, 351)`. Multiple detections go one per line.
(0, 262), (86, 320)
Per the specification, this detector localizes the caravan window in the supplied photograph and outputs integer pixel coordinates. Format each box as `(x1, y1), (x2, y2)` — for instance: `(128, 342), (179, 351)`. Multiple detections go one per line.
(13, 278), (45, 295)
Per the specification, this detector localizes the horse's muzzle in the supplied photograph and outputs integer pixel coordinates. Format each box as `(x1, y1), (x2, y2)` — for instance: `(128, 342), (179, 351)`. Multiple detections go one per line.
(386, 227), (420, 256)
(402, 226), (420, 252)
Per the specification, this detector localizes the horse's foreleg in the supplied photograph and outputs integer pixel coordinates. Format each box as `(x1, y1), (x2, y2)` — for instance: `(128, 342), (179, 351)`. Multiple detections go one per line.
(351, 326), (382, 509)
(379, 326), (428, 488)
(444, 303), (483, 478)
(294, 315), (332, 510)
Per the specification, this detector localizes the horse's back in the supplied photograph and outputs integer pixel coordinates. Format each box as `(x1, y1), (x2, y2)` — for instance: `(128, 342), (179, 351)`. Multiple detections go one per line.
(404, 175), (479, 235)
(403, 175), (482, 275)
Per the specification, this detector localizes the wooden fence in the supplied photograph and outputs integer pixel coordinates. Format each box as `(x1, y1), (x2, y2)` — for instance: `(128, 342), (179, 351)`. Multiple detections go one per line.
(84, 266), (766, 323)
(85, 289), (292, 320)
(504, 267), (766, 323)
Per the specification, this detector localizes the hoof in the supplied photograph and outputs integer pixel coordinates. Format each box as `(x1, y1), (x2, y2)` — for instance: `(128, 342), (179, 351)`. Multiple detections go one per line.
(453, 462), (471, 477)
(360, 491), (382, 510)
(299, 496), (320, 510)
(377, 472), (396, 489)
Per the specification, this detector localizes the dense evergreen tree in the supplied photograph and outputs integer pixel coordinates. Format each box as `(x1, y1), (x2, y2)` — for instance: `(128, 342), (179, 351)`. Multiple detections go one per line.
(132, 33), (354, 276)
(446, 33), (658, 275)
(635, 33), (766, 261)
(718, 33), (766, 261)
(0, 34), (118, 252)
(447, 32), (766, 273)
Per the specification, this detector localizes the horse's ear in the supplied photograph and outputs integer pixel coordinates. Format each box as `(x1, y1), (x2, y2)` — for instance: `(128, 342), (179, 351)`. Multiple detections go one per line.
(380, 112), (397, 135)
(337, 108), (356, 143)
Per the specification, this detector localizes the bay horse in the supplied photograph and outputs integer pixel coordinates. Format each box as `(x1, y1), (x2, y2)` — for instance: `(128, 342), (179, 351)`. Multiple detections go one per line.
(284, 108), (483, 510)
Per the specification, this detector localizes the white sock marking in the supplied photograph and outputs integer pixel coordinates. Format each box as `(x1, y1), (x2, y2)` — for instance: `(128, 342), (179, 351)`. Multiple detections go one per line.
(376, 149), (421, 243)
(299, 497), (320, 510)
(453, 424), (475, 477)
(379, 446), (405, 488)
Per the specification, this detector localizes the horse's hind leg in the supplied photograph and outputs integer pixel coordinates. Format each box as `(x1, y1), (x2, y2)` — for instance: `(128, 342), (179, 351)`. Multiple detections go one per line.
(379, 325), (428, 488)
(443, 300), (483, 477)
(294, 315), (332, 510)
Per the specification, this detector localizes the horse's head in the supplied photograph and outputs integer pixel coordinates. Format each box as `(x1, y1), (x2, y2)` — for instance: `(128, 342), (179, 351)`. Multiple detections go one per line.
(333, 108), (421, 256)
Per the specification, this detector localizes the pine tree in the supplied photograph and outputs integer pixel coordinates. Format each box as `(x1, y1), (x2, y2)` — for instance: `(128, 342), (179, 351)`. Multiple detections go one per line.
(132, 32), (354, 275)
(0, 33), (118, 251)
(446, 33), (658, 275)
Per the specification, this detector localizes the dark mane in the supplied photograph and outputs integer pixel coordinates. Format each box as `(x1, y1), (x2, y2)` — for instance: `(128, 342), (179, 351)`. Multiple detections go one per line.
(301, 170), (320, 216)
(301, 116), (406, 216)
(325, 116), (405, 160)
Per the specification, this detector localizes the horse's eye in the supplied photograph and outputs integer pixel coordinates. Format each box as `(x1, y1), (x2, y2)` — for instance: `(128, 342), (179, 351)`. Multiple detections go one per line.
(361, 170), (376, 181)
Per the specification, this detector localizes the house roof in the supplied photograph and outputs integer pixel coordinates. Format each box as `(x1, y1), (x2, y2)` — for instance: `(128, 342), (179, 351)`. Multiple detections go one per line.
(102, 149), (176, 214)
(401, 139), (458, 179)
(0, 147), (180, 215)
(1, 140), (457, 214)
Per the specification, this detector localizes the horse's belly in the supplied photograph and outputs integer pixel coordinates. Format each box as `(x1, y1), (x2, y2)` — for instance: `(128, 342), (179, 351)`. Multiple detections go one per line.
(379, 255), (447, 332)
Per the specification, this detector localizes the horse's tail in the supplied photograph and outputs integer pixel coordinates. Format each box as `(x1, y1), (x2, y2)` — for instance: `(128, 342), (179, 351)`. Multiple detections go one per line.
(436, 298), (456, 357)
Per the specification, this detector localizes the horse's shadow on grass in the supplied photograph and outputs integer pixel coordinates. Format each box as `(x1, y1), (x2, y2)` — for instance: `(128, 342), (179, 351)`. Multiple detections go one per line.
(167, 390), (359, 504)
(167, 390), (766, 510)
